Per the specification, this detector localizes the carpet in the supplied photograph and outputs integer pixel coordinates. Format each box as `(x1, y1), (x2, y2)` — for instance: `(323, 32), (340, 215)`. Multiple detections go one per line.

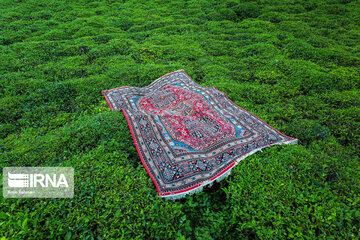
(102, 69), (298, 200)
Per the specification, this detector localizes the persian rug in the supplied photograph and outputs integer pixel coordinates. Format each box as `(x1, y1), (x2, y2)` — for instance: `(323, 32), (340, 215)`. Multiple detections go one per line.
(103, 69), (298, 200)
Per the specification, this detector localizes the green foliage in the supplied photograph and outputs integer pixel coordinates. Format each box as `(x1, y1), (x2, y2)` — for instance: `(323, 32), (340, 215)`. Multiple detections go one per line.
(225, 144), (360, 239)
(0, 0), (359, 239)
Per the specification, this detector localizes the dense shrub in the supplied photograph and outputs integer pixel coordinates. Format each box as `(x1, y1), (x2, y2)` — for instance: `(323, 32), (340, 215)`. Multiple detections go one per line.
(0, 0), (359, 239)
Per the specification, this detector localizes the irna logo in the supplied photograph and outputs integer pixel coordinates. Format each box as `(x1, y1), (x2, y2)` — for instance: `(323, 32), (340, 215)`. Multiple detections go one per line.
(3, 167), (74, 198)
(8, 173), (69, 188)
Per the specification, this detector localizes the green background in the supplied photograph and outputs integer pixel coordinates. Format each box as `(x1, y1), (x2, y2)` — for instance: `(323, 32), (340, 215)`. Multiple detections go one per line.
(0, 0), (359, 239)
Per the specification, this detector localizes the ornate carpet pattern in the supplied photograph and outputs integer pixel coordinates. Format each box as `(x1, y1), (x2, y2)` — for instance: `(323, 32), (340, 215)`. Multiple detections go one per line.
(103, 70), (298, 199)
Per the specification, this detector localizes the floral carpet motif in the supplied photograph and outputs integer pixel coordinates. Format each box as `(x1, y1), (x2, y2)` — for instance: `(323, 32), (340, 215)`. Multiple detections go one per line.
(103, 70), (297, 199)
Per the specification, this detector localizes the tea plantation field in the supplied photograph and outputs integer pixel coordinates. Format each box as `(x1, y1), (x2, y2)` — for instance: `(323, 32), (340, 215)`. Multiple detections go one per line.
(0, 0), (359, 239)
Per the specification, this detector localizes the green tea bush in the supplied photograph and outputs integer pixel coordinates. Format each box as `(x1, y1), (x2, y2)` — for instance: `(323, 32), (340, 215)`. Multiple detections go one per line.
(231, 2), (262, 20)
(225, 145), (360, 239)
(0, 0), (359, 239)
